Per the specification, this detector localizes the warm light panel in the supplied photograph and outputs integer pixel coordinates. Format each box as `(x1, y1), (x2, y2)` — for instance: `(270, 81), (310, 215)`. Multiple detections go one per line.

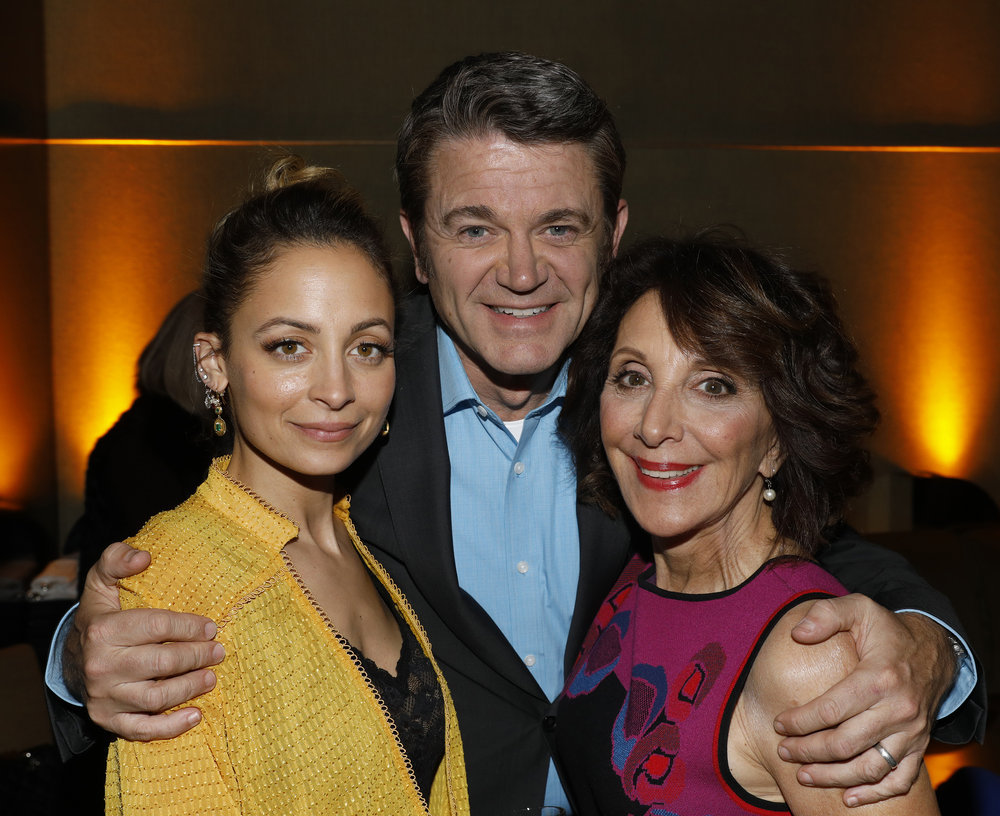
(864, 156), (1000, 480)
(47, 146), (233, 533)
(0, 401), (42, 504)
(897, 263), (978, 473)
(50, 153), (174, 509)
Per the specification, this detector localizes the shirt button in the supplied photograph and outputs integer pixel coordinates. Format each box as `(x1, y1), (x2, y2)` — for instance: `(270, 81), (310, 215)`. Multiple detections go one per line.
(524, 654), (536, 667)
(516, 561), (529, 574)
(513, 461), (525, 475)
(476, 404), (488, 418)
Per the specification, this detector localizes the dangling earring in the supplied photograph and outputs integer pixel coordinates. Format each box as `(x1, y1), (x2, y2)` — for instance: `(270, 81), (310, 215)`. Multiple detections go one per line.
(380, 419), (390, 438)
(205, 388), (227, 437)
(195, 343), (227, 436)
(762, 476), (776, 503)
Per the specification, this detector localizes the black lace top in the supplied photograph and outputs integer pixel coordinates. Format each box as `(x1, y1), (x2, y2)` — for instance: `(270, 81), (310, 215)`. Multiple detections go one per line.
(346, 605), (446, 801)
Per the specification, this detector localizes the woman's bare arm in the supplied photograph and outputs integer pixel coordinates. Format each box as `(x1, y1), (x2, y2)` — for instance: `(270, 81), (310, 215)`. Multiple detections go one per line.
(731, 603), (940, 815)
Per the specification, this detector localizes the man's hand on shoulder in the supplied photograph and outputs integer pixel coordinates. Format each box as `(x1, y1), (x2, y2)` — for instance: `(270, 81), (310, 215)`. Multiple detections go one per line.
(772, 594), (954, 807)
(65, 540), (225, 741)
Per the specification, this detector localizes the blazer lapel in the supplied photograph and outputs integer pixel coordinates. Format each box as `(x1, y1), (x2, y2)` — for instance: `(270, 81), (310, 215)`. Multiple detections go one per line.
(374, 294), (547, 699)
(565, 497), (634, 677)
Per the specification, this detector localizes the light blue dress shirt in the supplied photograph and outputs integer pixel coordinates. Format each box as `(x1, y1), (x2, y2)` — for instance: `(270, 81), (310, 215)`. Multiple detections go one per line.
(438, 327), (579, 811)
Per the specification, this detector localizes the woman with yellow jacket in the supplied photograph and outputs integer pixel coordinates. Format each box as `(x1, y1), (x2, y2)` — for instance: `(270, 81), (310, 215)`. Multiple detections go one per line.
(106, 156), (469, 815)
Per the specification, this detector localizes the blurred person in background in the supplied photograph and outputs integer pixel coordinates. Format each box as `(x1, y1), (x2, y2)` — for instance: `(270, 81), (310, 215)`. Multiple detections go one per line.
(65, 291), (219, 595)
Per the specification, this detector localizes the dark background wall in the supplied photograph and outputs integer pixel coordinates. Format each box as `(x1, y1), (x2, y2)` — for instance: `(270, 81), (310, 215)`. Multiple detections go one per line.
(1, 3), (54, 553)
(3, 0), (999, 544)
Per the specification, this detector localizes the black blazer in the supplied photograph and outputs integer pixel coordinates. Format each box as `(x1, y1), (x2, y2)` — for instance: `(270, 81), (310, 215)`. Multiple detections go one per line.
(346, 293), (633, 811)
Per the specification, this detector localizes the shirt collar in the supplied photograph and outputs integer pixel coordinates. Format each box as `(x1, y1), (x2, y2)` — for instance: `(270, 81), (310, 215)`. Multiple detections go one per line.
(436, 325), (569, 420)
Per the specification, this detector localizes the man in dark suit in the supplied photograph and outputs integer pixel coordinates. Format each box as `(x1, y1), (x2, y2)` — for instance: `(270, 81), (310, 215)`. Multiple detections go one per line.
(53, 53), (983, 814)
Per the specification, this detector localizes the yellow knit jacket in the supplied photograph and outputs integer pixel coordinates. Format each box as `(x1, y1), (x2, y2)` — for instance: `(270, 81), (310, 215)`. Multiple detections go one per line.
(106, 458), (469, 816)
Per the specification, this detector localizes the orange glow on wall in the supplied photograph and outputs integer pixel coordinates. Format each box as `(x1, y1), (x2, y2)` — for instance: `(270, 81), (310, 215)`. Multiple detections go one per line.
(926, 744), (993, 789)
(864, 155), (1000, 482)
(0, 400), (42, 504)
(894, 227), (987, 473)
(50, 157), (170, 516)
(0, 144), (55, 529)
(37, 141), (1000, 540)
(47, 146), (221, 534)
(900, 279), (977, 473)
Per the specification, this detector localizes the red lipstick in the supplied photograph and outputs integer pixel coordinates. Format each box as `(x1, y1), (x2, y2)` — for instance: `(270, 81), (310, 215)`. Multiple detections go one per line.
(632, 458), (702, 491)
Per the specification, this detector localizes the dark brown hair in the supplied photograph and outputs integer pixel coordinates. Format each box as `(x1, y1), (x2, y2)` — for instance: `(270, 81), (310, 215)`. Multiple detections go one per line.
(202, 154), (393, 351)
(560, 230), (879, 553)
(137, 291), (205, 414)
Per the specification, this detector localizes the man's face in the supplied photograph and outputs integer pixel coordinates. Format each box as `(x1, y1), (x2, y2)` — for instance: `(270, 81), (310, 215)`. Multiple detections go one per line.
(401, 135), (628, 398)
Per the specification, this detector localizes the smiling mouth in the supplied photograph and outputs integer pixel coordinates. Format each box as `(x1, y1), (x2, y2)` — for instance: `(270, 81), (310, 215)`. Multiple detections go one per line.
(295, 422), (358, 441)
(637, 463), (700, 479)
(490, 305), (551, 318)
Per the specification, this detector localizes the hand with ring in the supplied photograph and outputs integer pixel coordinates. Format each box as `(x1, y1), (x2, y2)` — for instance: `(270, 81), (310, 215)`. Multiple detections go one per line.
(873, 742), (898, 771)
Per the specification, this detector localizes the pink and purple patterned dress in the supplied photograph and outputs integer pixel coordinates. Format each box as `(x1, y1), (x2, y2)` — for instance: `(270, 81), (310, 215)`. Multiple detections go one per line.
(556, 555), (846, 815)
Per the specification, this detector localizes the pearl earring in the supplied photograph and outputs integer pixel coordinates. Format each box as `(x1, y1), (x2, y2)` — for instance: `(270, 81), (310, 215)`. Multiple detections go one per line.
(762, 477), (776, 503)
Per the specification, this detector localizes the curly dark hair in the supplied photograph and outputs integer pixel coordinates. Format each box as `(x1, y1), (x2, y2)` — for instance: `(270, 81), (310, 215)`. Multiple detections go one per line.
(560, 230), (880, 554)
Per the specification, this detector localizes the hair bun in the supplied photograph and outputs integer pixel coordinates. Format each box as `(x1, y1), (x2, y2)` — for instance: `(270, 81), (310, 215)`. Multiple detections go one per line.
(258, 153), (349, 195)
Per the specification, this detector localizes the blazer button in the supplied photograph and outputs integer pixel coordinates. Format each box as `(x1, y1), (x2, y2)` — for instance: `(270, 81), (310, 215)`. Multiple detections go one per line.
(542, 715), (557, 732)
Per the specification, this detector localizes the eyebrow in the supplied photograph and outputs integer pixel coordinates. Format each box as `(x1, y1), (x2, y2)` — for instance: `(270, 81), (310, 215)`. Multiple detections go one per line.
(351, 317), (393, 334)
(254, 316), (392, 336)
(440, 205), (595, 229)
(609, 345), (647, 363)
(255, 317), (319, 335)
(441, 205), (496, 228)
(539, 207), (593, 227)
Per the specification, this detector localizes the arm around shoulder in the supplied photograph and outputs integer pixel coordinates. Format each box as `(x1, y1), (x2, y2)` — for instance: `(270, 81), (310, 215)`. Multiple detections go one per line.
(54, 540), (222, 742)
(740, 606), (941, 815)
